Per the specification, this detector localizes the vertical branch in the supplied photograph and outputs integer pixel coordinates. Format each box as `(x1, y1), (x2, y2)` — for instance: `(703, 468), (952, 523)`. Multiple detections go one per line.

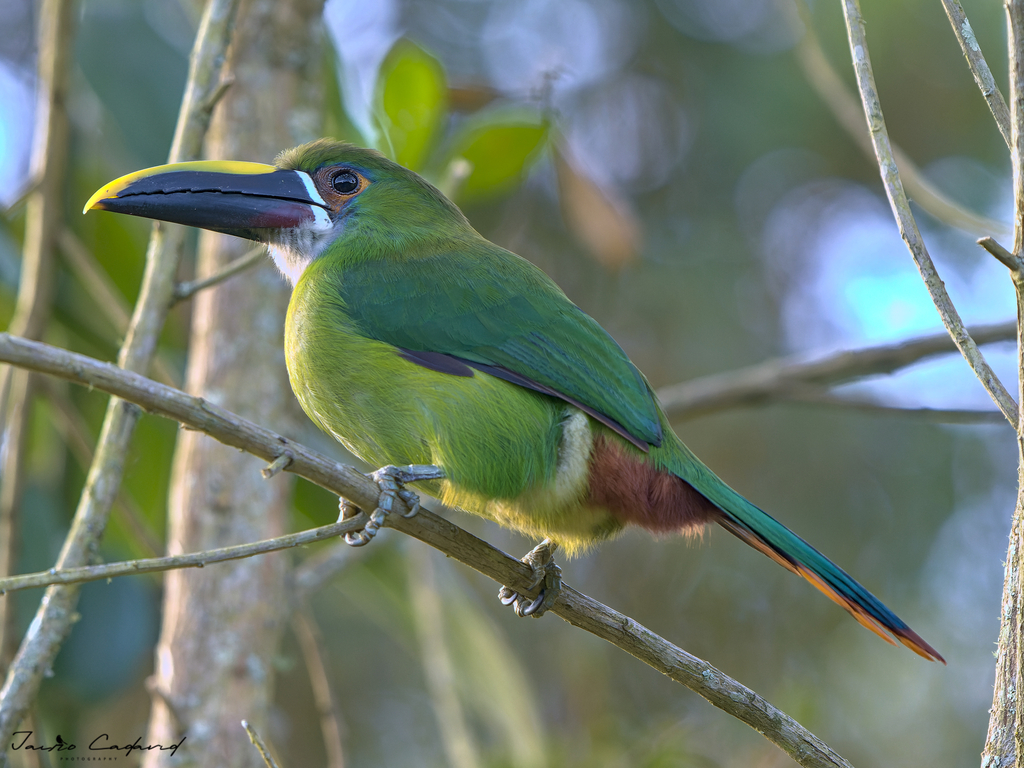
(141, 1), (325, 765)
(0, 0), (74, 681)
(795, 0), (1009, 238)
(0, 0), (241, 751)
(292, 607), (345, 768)
(940, 0), (1012, 148)
(409, 548), (482, 768)
(839, 0), (1018, 426)
(984, 4), (1024, 766)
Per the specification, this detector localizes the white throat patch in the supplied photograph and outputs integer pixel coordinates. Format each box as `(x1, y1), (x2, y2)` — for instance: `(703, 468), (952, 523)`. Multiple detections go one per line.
(268, 201), (337, 286)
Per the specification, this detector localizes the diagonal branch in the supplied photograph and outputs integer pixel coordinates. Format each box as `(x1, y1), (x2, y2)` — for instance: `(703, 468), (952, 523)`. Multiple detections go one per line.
(38, 376), (163, 558)
(56, 228), (179, 387)
(172, 244), (265, 304)
(242, 721), (283, 768)
(658, 320), (1014, 420)
(979, 236), (1024, 273)
(775, 385), (1008, 425)
(0, 0), (241, 749)
(0, 333), (853, 768)
(0, 0), (75, 689)
(839, 0), (1018, 428)
(795, 0), (1010, 238)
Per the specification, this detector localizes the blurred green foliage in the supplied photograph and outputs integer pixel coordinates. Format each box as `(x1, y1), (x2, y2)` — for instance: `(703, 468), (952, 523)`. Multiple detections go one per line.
(371, 36), (550, 204)
(445, 108), (550, 201)
(0, 0), (1016, 766)
(375, 40), (448, 171)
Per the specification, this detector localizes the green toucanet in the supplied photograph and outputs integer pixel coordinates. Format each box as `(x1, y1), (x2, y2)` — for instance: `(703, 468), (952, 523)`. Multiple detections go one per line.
(85, 139), (943, 662)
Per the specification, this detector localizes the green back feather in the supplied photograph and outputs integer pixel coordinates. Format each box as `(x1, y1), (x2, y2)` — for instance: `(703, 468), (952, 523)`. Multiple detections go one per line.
(332, 239), (664, 447)
(283, 140), (663, 448)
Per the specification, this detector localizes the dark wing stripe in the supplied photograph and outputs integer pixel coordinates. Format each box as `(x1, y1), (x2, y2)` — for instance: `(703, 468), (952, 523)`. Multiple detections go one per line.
(396, 346), (650, 452)
(397, 348), (475, 377)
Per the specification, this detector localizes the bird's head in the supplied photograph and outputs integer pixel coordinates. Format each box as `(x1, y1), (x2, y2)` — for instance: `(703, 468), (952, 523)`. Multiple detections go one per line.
(85, 139), (469, 284)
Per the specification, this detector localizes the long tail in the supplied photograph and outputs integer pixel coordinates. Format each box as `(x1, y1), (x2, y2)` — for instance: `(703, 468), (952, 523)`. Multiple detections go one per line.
(676, 457), (944, 663)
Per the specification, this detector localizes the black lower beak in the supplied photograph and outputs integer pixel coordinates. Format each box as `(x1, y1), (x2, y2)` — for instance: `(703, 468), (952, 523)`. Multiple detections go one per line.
(85, 161), (331, 243)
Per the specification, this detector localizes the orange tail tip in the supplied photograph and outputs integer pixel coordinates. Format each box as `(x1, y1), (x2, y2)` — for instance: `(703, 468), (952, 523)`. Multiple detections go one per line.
(893, 627), (946, 664)
(716, 514), (945, 664)
(795, 559), (946, 664)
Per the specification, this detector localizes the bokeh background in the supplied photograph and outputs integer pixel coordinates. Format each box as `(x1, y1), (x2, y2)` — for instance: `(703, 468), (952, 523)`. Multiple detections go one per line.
(0, 0), (1015, 765)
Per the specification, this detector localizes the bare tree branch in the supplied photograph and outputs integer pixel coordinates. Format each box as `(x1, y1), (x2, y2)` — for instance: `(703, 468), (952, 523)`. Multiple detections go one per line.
(172, 245), (265, 304)
(0, 0), (74, 694)
(143, 4), (326, 762)
(940, 0), (1012, 148)
(0, 334), (855, 768)
(0, 518), (361, 594)
(56, 229), (179, 388)
(409, 547), (482, 768)
(979, 236), (1024, 273)
(838, 0), (1018, 429)
(38, 377), (163, 558)
(292, 607), (346, 768)
(659, 320), (1014, 420)
(290, 540), (354, 601)
(241, 721), (282, 768)
(794, 0), (1010, 238)
(778, 385), (1007, 425)
(984, 1), (1024, 764)
(0, 0), (242, 749)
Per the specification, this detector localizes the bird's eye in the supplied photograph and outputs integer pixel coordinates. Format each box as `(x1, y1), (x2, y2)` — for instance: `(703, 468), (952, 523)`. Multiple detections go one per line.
(331, 170), (360, 195)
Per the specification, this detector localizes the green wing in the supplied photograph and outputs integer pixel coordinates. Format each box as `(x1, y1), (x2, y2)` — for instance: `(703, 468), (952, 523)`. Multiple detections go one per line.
(336, 240), (663, 448)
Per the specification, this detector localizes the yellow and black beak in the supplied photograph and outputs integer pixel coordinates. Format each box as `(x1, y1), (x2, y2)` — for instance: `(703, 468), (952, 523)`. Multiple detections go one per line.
(84, 160), (332, 242)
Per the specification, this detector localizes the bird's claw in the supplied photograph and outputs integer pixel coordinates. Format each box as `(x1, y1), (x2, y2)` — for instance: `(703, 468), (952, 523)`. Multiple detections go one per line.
(498, 539), (562, 617)
(340, 464), (445, 547)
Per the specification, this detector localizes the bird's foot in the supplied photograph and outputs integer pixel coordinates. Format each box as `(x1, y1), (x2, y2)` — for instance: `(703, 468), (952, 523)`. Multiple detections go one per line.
(498, 539), (561, 617)
(340, 464), (445, 547)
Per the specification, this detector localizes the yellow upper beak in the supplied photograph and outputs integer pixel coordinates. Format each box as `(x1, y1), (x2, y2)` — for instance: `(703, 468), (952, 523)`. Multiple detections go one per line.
(83, 160), (280, 213)
(83, 159), (331, 243)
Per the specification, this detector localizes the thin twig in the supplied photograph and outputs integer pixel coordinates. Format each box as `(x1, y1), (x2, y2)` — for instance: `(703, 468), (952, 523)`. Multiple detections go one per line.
(940, 0), (1012, 148)
(0, 518), (361, 594)
(983, 2), (1024, 764)
(780, 385), (1008, 425)
(57, 228), (179, 387)
(839, 0), (1018, 428)
(172, 245), (265, 304)
(979, 236), (1024, 273)
(289, 541), (355, 600)
(57, 228), (131, 336)
(201, 73), (235, 113)
(261, 450), (293, 479)
(38, 377), (163, 559)
(0, 333), (853, 768)
(292, 607), (346, 768)
(658, 320), (1015, 420)
(794, 0), (1010, 238)
(409, 547), (482, 768)
(0, 0), (75, 685)
(0, 175), (42, 221)
(241, 721), (282, 768)
(0, 0), (241, 749)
